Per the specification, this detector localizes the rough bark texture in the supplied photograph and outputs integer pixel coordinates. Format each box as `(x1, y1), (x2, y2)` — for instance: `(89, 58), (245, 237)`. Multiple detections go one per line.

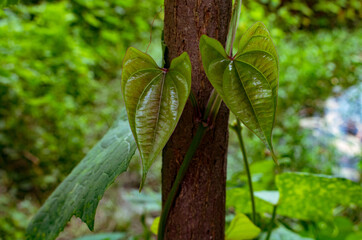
(162, 0), (232, 239)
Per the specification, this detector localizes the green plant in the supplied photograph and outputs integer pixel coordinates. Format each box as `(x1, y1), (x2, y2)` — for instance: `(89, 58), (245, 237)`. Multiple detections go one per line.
(0, 0), (164, 199)
(0, 0), (18, 8)
(6, 0), (359, 239)
(26, 0), (281, 238)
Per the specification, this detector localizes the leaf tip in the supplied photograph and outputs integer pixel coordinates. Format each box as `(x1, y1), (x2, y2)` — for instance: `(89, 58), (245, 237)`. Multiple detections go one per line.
(199, 34), (211, 46)
(139, 169), (148, 192)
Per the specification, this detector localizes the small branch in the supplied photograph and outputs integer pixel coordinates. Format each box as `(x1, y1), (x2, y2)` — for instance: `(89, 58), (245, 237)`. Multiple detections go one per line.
(225, 0), (242, 56)
(230, 119), (256, 223)
(203, 89), (222, 127)
(189, 91), (201, 120)
(266, 205), (277, 240)
(158, 124), (208, 240)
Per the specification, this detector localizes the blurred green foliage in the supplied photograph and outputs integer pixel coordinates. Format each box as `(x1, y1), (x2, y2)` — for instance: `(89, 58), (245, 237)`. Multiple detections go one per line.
(0, 2), (99, 198)
(241, 0), (361, 31)
(0, 1), (162, 238)
(0, 0), (19, 8)
(0, 0), (162, 198)
(0, 0), (361, 239)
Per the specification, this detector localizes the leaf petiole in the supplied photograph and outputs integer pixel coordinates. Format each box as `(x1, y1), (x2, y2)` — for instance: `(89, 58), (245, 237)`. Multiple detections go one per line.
(230, 119), (256, 223)
(265, 205), (277, 240)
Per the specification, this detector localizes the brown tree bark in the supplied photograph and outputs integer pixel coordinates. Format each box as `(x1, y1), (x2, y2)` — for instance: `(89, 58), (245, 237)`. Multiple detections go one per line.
(162, 0), (232, 239)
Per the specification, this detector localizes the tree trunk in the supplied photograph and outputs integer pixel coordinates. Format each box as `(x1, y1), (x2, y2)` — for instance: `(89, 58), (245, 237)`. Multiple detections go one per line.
(162, 0), (232, 239)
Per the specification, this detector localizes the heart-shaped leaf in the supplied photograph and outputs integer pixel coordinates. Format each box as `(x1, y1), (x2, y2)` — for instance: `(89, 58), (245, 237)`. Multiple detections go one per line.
(122, 48), (191, 189)
(200, 22), (278, 162)
(225, 213), (261, 240)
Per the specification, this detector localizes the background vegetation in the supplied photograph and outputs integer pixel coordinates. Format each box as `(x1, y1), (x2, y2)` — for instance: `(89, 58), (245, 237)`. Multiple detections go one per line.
(0, 0), (361, 239)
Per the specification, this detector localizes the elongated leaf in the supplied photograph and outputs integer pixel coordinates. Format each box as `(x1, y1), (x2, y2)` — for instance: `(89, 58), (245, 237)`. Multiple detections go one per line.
(26, 110), (137, 240)
(200, 22), (278, 162)
(121, 47), (191, 188)
(0, 0), (19, 8)
(225, 213), (261, 240)
(276, 172), (362, 221)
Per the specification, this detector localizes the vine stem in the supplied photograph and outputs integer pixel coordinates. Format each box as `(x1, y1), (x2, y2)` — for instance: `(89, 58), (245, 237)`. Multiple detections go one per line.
(158, 1), (243, 238)
(265, 205), (277, 240)
(225, 0), (242, 56)
(231, 119), (256, 223)
(157, 124), (208, 240)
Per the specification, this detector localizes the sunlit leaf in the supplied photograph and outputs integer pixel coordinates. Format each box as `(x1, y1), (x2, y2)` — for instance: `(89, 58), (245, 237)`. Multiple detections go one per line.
(200, 22), (278, 162)
(226, 188), (274, 214)
(26, 110), (137, 240)
(0, 0), (19, 8)
(121, 47), (191, 189)
(276, 172), (362, 220)
(150, 217), (160, 235)
(228, 172), (362, 221)
(225, 213), (261, 240)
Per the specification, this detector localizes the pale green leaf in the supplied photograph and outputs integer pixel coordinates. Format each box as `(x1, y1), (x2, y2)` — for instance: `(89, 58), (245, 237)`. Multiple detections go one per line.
(276, 172), (362, 221)
(150, 217), (160, 235)
(226, 188), (274, 214)
(26, 110), (137, 240)
(260, 226), (313, 240)
(75, 233), (126, 240)
(254, 190), (279, 206)
(225, 213), (261, 240)
(121, 47), (191, 189)
(200, 22), (278, 162)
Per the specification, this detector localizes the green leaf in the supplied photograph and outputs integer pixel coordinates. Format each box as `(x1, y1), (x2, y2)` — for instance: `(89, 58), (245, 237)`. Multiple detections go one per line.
(254, 190), (279, 206)
(226, 188), (274, 215)
(200, 22), (278, 162)
(276, 172), (362, 221)
(225, 213), (261, 240)
(228, 173), (362, 221)
(26, 110), (137, 240)
(75, 233), (126, 240)
(0, 0), (19, 8)
(121, 47), (191, 189)
(150, 217), (160, 235)
(260, 226), (313, 240)
(346, 232), (362, 240)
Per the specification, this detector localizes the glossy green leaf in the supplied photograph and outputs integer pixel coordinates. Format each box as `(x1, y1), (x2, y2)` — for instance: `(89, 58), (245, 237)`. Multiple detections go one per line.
(225, 213), (261, 240)
(26, 110), (137, 240)
(121, 47), (191, 188)
(276, 172), (362, 221)
(0, 0), (19, 8)
(200, 22), (278, 162)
